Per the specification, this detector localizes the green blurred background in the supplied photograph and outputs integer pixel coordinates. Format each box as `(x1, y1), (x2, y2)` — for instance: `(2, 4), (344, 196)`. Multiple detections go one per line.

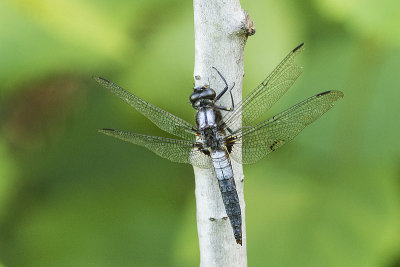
(1, 0), (400, 266)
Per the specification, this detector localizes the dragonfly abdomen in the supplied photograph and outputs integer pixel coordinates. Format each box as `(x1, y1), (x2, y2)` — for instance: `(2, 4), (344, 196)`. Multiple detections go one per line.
(211, 150), (242, 245)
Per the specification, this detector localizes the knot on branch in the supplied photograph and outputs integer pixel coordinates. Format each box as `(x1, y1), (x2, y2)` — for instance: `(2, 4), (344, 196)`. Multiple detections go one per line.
(243, 10), (255, 36)
(209, 216), (229, 222)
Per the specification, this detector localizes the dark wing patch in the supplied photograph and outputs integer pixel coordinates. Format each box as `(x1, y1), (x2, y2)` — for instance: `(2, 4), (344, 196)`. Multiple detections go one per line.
(228, 90), (344, 164)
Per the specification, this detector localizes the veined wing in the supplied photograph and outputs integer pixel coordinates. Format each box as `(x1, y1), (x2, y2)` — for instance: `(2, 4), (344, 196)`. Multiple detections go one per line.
(223, 43), (304, 128)
(99, 129), (212, 169)
(94, 77), (196, 141)
(229, 90), (344, 164)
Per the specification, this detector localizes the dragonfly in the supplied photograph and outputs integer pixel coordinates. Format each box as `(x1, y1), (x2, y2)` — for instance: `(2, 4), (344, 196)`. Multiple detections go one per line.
(94, 43), (343, 245)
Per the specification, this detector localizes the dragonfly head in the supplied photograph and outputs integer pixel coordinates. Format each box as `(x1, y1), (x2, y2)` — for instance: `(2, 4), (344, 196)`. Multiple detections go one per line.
(190, 85), (216, 108)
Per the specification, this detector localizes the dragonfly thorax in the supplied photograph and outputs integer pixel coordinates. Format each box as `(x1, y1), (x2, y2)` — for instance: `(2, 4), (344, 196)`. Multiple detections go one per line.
(196, 107), (224, 150)
(196, 107), (219, 127)
(200, 127), (224, 151)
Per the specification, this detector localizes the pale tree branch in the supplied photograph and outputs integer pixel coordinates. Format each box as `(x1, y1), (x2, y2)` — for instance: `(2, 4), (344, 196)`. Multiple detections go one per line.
(193, 0), (254, 266)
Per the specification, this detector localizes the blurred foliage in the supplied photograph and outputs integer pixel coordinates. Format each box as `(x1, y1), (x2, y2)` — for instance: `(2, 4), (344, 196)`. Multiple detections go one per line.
(1, 0), (400, 266)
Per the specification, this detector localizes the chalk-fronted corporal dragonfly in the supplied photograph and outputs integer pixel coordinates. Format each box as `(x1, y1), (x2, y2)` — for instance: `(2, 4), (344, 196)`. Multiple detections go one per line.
(95, 43), (343, 245)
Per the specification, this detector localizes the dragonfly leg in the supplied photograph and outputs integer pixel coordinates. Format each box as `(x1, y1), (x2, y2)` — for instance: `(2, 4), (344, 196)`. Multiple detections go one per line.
(213, 67), (229, 101)
(212, 67), (236, 112)
(228, 82), (235, 110)
(214, 82), (236, 112)
(215, 105), (231, 111)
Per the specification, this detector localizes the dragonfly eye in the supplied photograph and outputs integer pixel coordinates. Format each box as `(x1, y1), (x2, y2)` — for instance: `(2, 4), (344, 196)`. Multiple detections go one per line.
(199, 88), (216, 100)
(189, 92), (201, 104)
(190, 87), (216, 104)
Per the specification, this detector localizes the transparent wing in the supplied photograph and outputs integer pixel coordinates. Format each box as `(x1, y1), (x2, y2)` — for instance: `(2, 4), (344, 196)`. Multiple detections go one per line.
(99, 129), (212, 169)
(223, 43), (304, 128)
(229, 90), (344, 164)
(94, 77), (196, 141)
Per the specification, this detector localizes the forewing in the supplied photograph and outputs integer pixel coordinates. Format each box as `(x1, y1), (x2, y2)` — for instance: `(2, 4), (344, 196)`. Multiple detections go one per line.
(99, 129), (212, 169)
(224, 43), (304, 128)
(229, 90), (344, 164)
(94, 77), (196, 141)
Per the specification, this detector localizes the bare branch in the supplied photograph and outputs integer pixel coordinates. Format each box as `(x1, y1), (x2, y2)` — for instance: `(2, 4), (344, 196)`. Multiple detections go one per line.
(193, 0), (254, 265)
